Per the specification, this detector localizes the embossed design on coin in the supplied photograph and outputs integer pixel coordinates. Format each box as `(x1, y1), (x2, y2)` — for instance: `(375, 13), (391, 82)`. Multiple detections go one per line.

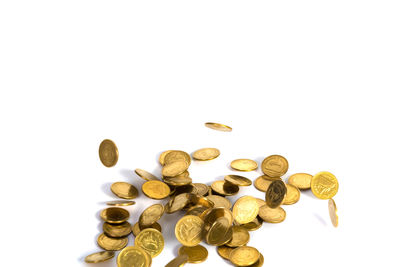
(99, 139), (118, 167)
(232, 196), (259, 224)
(311, 171), (339, 199)
(258, 205), (286, 223)
(135, 228), (164, 257)
(97, 233), (128, 251)
(265, 180), (287, 208)
(229, 246), (260, 266)
(261, 155), (288, 177)
(175, 215), (204, 247)
(192, 148), (220, 161)
(117, 246), (151, 267)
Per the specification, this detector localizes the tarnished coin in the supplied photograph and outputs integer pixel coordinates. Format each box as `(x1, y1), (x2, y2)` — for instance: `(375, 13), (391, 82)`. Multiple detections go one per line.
(217, 246), (234, 260)
(164, 150), (191, 165)
(97, 233), (128, 251)
(99, 139), (118, 167)
(139, 204), (164, 228)
(165, 193), (191, 213)
(206, 217), (233, 246)
(162, 161), (189, 177)
(135, 228), (164, 258)
(311, 171), (339, 199)
(101, 207), (129, 224)
(206, 195), (232, 209)
(165, 254), (189, 267)
(132, 222), (162, 237)
(265, 180), (287, 208)
(135, 169), (159, 181)
(85, 251), (115, 263)
(117, 246), (151, 267)
(254, 175), (282, 192)
(261, 155), (289, 177)
(192, 183), (209, 196)
(163, 175), (192, 186)
(230, 159), (258, 172)
(103, 221), (132, 238)
(229, 246), (260, 267)
(288, 173), (313, 190)
(328, 198), (338, 227)
(211, 180), (239, 196)
(111, 182), (139, 199)
(192, 148), (220, 161)
(258, 205), (286, 223)
(178, 245), (208, 263)
(106, 200), (136, 206)
(205, 122), (232, 132)
(142, 180), (170, 199)
(226, 226), (250, 247)
(175, 215), (204, 247)
(232, 196), (259, 224)
(282, 183), (300, 205)
(224, 175), (252, 186)
(240, 216), (263, 231)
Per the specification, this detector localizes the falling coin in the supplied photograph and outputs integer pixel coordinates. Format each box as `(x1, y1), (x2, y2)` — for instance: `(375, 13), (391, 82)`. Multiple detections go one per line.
(229, 246), (260, 267)
(100, 207), (130, 224)
(261, 155), (288, 177)
(85, 251), (115, 263)
(258, 205), (286, 223)
(328, 198), (338, 227)
(162, 161), (189, 177)
(254, 175), (282, 192)
(135, 228), (164, 257)
(311, 171), (339, 199)
(135, 169), (159, 181)
(240, 216), (263, 231)
(165, 254), (189, 267)
(211, 180), (239, 196)
(142, 180), (170, 199)
(192, 183), (209, 196)
(287, 173), (312, 190)
(282, 183), (300, 205)
(111, 182), (139, 199)
(265, 180), (287, 208)
(224, 175), (252, 186)
(164, 150), (191, 165)
(192, 148), (221, 161)
(178, 245), (208, 263)
(139, 204), (164, 228)
(106, 200), (136, 206)
(117, 246), (152, 267)
(165, 193), (191, 214)
(175, 215), (204, 247)
(232, 196), (259, 224)
(204, 122), (232, 132)
(103, 221), (132, 238)
(230, 159), (258, 171)
(99, 139), (119, 167)
(206, 217), (233, 246)
(217, 246), (234, 260)
(206, 195), (232, 209)
(226, 226), (250, 247)
(132, 222), (162, 237)
(97, 233), (128, 251)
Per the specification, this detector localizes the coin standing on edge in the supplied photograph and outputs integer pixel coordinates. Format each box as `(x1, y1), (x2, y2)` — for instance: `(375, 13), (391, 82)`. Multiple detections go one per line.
(99, 139), (119, 167)
(328, 198), (338, 227)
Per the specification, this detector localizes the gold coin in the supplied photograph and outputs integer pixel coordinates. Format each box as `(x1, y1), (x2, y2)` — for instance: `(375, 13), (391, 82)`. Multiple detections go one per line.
(311, 171), (339, 199)
(229, 246), (260, 267)
(211, 180), (239, 196)
(217, 246), (234, 260)
(202, 207), (234, 228)
(258, 205), (286, 223)
(282, 183), (300, 205)
(246, 253), (264, 267)
(111, 182), (139, 199)
(106, 200), (136, 206)
(226, 226), (250, 247)
(165, 254), (189, 267)
(175, 215), (204, 247)
(162, 161), (189, 177)
(189, 195), (214, 209)
(132, 222), (162, 237)
(174, 184), (197, 195)
(224, 175), (252, 186)
(265, 180), (287, 208)
(240, 216), (263, 231)
(206, 217), (233, 246)
(85, 251), (115, 263)
(99, 139), (118, 167)
(97, 233), (128, 251)
(164, 150), (191, 165)
(230, 159), (258, 171)
(287, 173), (312, 190)
(178, 245), (208, 263)
(261, 155), (289, 177)
(186, 205), (210, 217)
(165, 193), (191, 213)
(192, 148), (220, 161)
(135, 228), (164, 258)
(204, 122), (232, 132)
(117, 246), (152, 267)
(255, 198), (266, 208)
(103, 221), (132, 238)
(206, 195), (232, 209)
(142, 180), (170, 199)
(328, 198), (338, 227)
(135, 169), (159, 181)
(163, 175), (192, 186)
(192, 183), (209, 196)
(254, 175), (282, 192)
(139, 204), (164, 228)
(232, 196), (259, 224)
(159, 150), (173, 165)
(100, 207), (129, 224)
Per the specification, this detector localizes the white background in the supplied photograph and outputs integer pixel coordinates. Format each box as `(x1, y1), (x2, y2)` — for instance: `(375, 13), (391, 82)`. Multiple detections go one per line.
(0, 1), (399, 266)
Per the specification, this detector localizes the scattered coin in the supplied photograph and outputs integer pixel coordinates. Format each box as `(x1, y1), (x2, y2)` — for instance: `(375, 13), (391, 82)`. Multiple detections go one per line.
(135, 228), (164, 257)
(164, 150), (191, 165)
(226, 226), (250, 247)
(97, 233), (128, 251)
(217, 245), (234, 260)
(178, 245), (208, 263)
(111, 182), (138, 199)
(106, 200), (136, 206)
(175, 215), (204, 247)
(135, 169), (159, 181)
(258, 205), (286, 223)
(282, 183), (300, 205)
(192, 148), (220, 161)
(142, 180), (170, 199)
(100, 207), (130, 224)
(99, 139), (119, 167)
(204, 122), (232, 132)
(254, 175), (282, 192)
(240, 216), (263, 231)
(206, 195), (232, 209)
(265, 180), (287, 208)
(165, 254), (189, 267)
(232, 196), (259, 224)
(162, 161), (189, 177)
(230, 159), (258, 171)
(287, 173), (312, 190)
(103, 221), (132, 238)
(132, 222), (162, 237)
(229, 246), (260, 267)
(192, 183), (209, 196)
(211, 180), (239, 196)
(206, 217), (233, 246)
(328, 198), (338, 227)
(139, 204), (164, 228)
(117, 246), (152, 267)
(85, 251), (115, 263)
(246, 253), (264, 267)
(165, 193), (191, 213)
(186, 205), (210, 217)
(261, 155), (288, 177)
(224, 175), (252, 186)
(202, 207), (234, 228)
(254, 198), (267, 208)
(311, 171), (339, 199)
(163, 175), (192, 186)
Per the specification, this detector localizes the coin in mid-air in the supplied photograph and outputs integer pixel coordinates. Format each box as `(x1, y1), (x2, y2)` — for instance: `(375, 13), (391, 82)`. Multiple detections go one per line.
(85, 251), (115, 263)
(226, 226), (250, 247)
(103, 221), (132, 238)
(206, 195), (232, 209)
(163, 150), (191, 165)
(117, 246), (151, 267)
(135, 228), (164, 258)
(162, 161), (189, 177)
(204, 122), (232, 132)
(142, 180), (170, 199)
(328, 198), (338, 227)
(192, 148), (220, 161)
(211, 180), (239, 196)
(229, 246), (260, 266)
(288, 173), (312, 190)
(175, 215), (204, 247)
(282, 183), (300, 205)
(132, 222), (162, 237)
(311, 171), (339, 199)
(224, 175), (252, 186)
(265, 180), (287, 208)
(139, 204), (164, 228)
(230, 159), (258, 171)
(240, 216), (263, 231)
(206, 217), (233, 246)
(178, 245), (208, 263)
(99, 139), (119, 167)
(261, 155), (288, 177)
(106, 200), (136, 206)
(135, 169), (159, 181)
(232, 196), (259, 224)
(258, 205), (286, 223)
(217, 245), (234, 260)
(165, 254), (189, 267)
(97, 233), (128, 251)
(100, 207), (130, 224)
(254, 175), (282, 192)
(111, 182), (139, 199)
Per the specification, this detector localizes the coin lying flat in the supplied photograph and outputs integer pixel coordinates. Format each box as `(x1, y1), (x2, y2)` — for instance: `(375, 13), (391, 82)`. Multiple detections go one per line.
(328, 198), (338, 227)
(162, 161), (189, 177)
(165, 254), (189, 267)
(232, 196), (259, 224)
(111, 182), (139, 199)
(100, 207), (130, 224)
(288, 173), (312, 190)
(261, 155), (288, 177)
(206, 217), (233, 246)
(265, 180), (287, 208)
(282, 184), (300, 205)
(192, 148), (220, 161)
(135, 228), (164, 258)
(175, 215), (204, 247)
(217, 246), (234, 260)
(164, 150), (191, 165)
(132, 222), (162, 237)
(229, 246), (260, 266)
(99, 139), (118, 167)
(135, 169), (159, 181)
(103, 221), (132, 238)
(254, 176), (282, 192)
(85, 251), (115, 263)
(226, 226), (250, 247)
(258, 205), (286, 223)
(211, 180), (239, 196)
(139, 204), (164, 228)
(230, 159), (258, 172)
(206, 195), (232, 209)
(178, 245), (208, 263)
(142, 180), (170, 199)
(106, 200), (136, 206)
(97, 233), (128, 251)
(117, 246), (151, 267)
(205, 122), (232, 132)
(311, 171), (339, 199)
(224, 175), (252, 186)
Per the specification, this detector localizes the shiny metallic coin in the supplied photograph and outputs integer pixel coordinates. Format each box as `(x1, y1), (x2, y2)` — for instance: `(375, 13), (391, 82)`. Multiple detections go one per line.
(178, 245), (208, 263)
(265, 180), (287, 208)
(224, 175), (252, 186)
(106, 200), (136, 206)
(139, 204), (164, 228)
(100, 207), (129, 224)
(162, 161), (189, 177)
(165, 254), (189, 267)
(135, 169), (159, 181)
(164, 150), (191, 165)
(175, 215), (204, 247)
(99, 139), (118, 167)
(328, 198), (339, 227)
(282, 183), (300, 205)
(254, 175), (282, 192)
(229, 246), (260, 267)
(287, 173), (312, 190)
(258, 205), (286, 223)
(204, 122), (232, 132)
(192, 183), (209, 196)
(103, 221), (132, 238)
(211, 180), (239, 196)
(165, 193), (191, 213)
(111, 182), (139, 199)
(192, 148), (220, 161)
(206, 217), (233, 246)
(117, 246), (152, 267)
(225, 226), (250, 247)
(85, 251), (115, 263)
(206, 195), (232, 209)
(132, 222), (162, 237)
(232, 196), (259, 224)
(135, 228), (164, 257)
(217, 246), (234, 260)
(261, 155), (288, 177)
(230, 159), (258, 172)
(97, 233), (128, 251)
(311, 171), (339, 199)
(142, 180), (170, 199)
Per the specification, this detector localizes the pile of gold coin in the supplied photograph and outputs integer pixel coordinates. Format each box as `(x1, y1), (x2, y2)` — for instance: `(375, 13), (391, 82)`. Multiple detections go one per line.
(85, 123), (339, 266)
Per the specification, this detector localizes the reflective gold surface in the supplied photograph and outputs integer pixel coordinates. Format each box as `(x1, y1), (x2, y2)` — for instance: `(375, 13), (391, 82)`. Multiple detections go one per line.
(232, 196), (259, 224)
(265, 180), (287, 208)
(311, 171), (339, 199)
(258, 205), (286, 223)
(139, 204), (164, 227)
(162, 161), (189, 177)
(204, 122), (232, 132)
(178, 245), (208, 263)
(97, 233), (128, 251)
(288, 173), (312, 190)
(224, 175), (252, 186)
(226, 226), (250, 247)
(211, 180), (239, 196)
(142, 180), (170, 199)
(165, 254), (189, 267)
(192, 148), (220, 161)
(135, 228), (164, 257)
(132, 222), (162, 237)
(282, 183), (300, 205)
(206, 217), (233, 246)
(111, 182), (138, 199)
(254, 175), (282, 192)
(165, 193), (191, 213)
(117, 246), (151, 267)
(192, 183), (209, 196)
(261, 155), (288, 177)
(206, 195), (232, 209)
(99, 139), (118, 167)
(217, 246), (234, 260)
(240, 216), (263, 231)
(229, 246), (260, 267)
(135, 169), (159, 181)
(85, 251), (115, 263)
(175, 215), (204, 247)
(328, 198), (338, 227)
(103, 221), (131, 238)
(230, 159), (258, 171)
(106, 200), (136, 206)
(164, 150), (191, 165)
(100, 207), (129, 224)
